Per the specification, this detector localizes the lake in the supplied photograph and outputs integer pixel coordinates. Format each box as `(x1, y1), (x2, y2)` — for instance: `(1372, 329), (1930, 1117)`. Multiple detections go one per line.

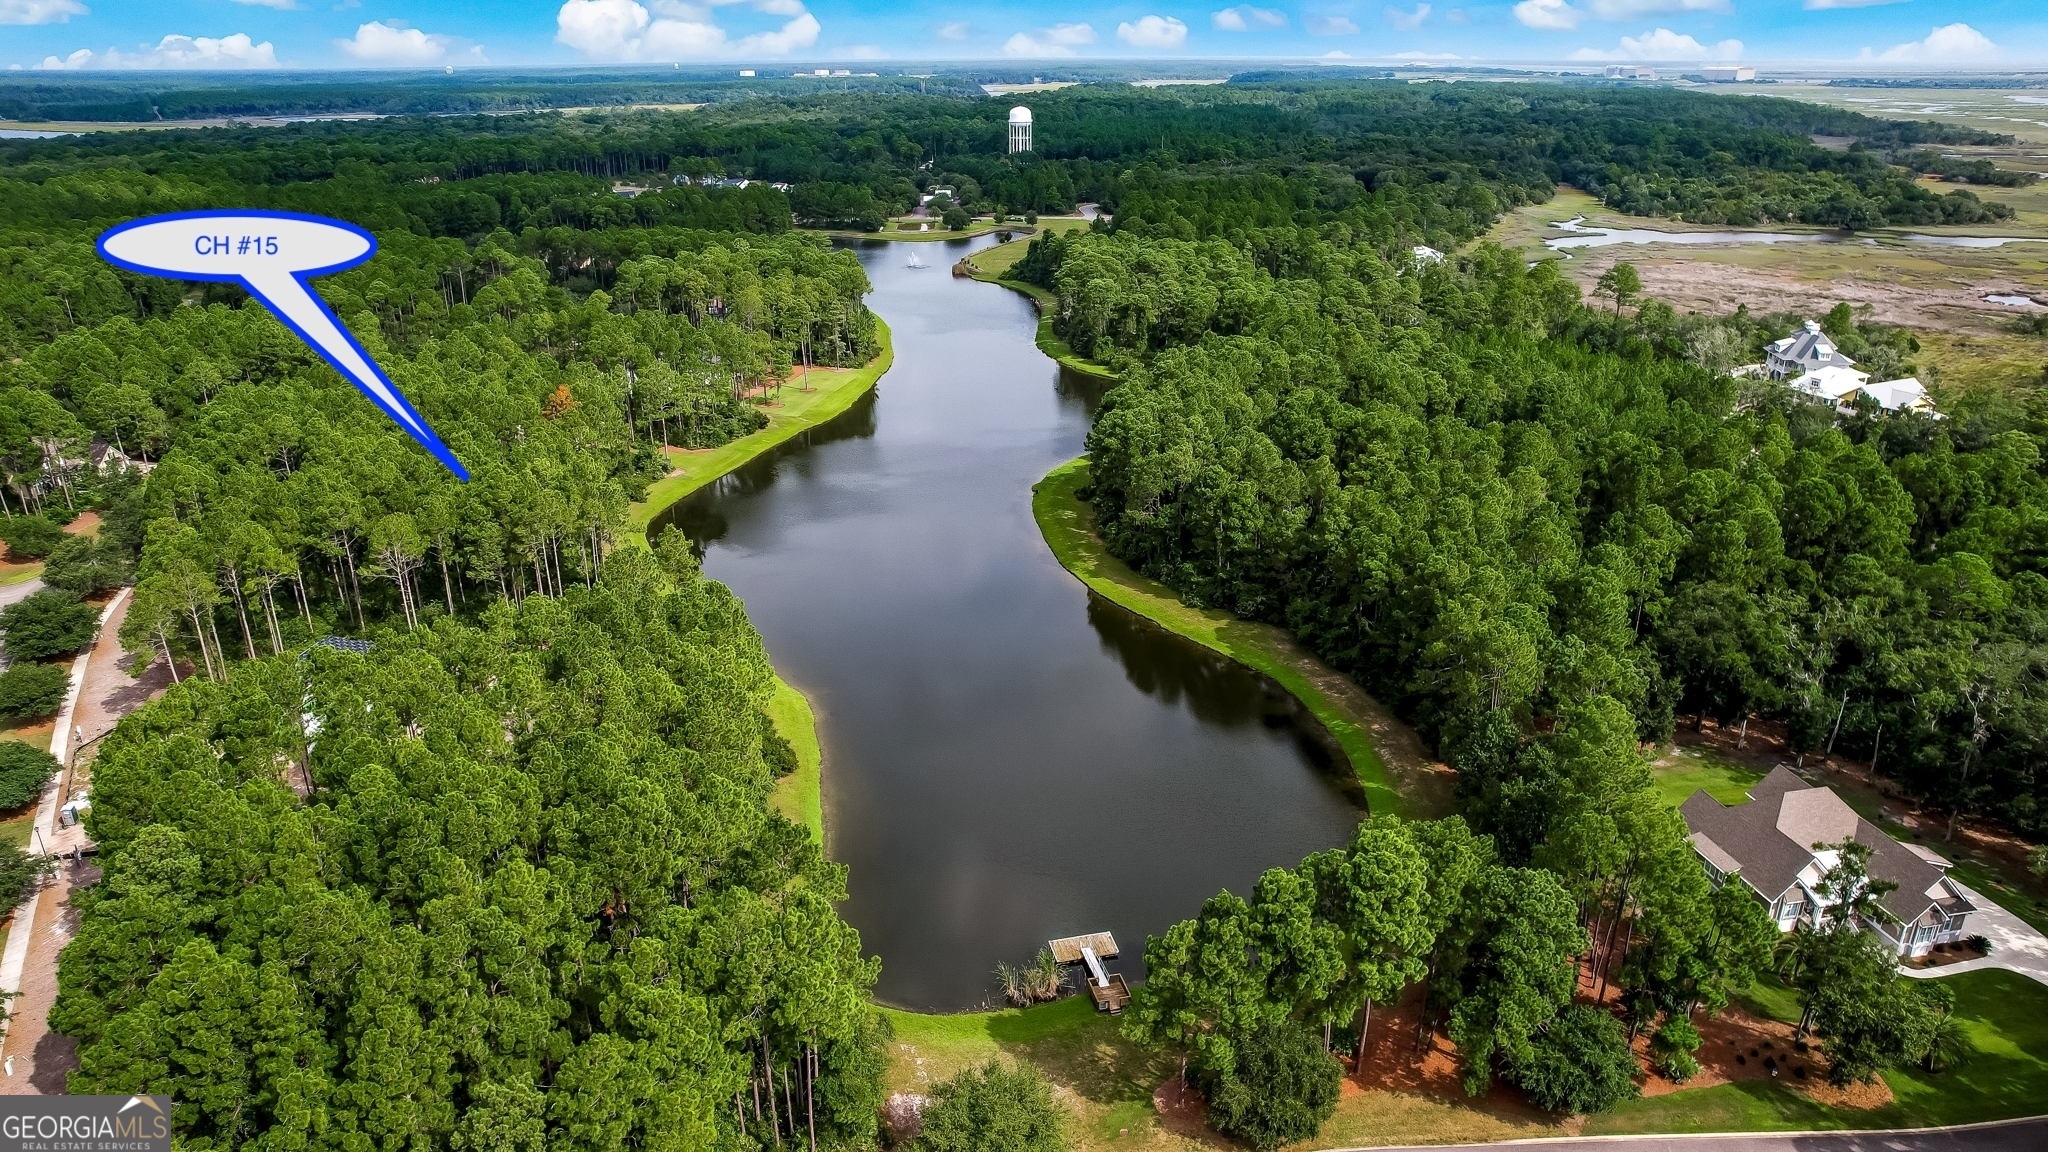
(651, 235), (1363, 1010)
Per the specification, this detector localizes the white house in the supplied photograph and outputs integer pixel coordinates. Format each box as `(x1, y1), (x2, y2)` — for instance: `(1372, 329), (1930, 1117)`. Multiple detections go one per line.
(1789, 364), (1870, 404)
(1855, 376), (1935, 414)
(1774, 321), (1938, 416)
(1681, 767), (1975, 958)
(1767, 320), (1855, 379)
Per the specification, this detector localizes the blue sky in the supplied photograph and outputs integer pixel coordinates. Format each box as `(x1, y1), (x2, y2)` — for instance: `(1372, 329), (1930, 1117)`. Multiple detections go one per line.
(2, 0), (2044, 71)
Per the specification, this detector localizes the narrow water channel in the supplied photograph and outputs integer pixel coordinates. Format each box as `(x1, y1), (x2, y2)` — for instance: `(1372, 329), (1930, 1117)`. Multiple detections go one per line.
(651, 234), (1362, 1010)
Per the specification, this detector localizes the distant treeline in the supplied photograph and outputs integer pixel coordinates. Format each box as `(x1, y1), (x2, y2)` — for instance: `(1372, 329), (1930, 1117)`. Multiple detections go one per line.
(1831, 77), (2048, 90)
(0, 81), (2016, 250)
(0, 70), (979, 124)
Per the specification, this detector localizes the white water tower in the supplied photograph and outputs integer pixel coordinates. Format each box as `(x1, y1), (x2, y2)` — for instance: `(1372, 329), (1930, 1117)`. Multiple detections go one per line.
(1008, 105), (1033, 154)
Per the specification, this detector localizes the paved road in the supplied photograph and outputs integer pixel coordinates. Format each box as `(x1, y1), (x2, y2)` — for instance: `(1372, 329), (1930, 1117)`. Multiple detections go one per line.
(0, 575), (41, 611)
(0, 588), (162, 1094)
(1899, 882), (2048, 988)
(1336, 1116), (2048, 1152)
(0, 575), (44, 671)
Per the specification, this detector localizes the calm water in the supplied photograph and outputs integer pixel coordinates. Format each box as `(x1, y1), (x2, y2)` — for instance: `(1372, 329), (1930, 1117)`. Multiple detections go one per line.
(652, 235), (1362, 1010)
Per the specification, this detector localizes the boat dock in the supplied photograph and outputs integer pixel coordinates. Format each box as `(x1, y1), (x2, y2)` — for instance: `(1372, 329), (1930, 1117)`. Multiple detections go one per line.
(1048, 932), (1131, 1014)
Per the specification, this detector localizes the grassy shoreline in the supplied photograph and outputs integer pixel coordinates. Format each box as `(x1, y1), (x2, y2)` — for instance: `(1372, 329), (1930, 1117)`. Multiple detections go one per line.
(810, 222), (1021, 243)
(766, 677), (823, 845)
(621, 317), (893, 546)
(959, 226), (1119, 381)
(1032, 456), (1454, 820)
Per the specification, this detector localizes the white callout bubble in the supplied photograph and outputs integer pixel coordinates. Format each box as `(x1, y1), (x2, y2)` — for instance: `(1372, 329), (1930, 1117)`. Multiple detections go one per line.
(97, 210), (467, 479)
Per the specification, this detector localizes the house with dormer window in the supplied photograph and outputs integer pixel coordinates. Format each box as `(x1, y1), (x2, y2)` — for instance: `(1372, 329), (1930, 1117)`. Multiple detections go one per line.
(1766, 320), (1855, 380)
(1680, 767), (1975, 958)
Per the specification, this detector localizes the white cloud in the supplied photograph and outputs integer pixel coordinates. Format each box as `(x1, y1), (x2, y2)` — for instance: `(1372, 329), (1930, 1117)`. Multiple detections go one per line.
(231, 0), (299, 9)
(1446, 6), (1469, 22)
(1571, 27), (1742, 60)
(935, 20), (969, 40)
(1003, 22), (1094, 56)
(1868, 22), (1996, 63)
(840, 43), (887, 58)
(1306, 14), (1360, 35)
(1212, 4), (1284, 31)
(555, 0), (818, 59)
(1395, 50), (1462, 59)
(734, 10), (818, 52)
(1807, 0), (1908, 8)
(36, 31), (280, 69)
(1117, 14), (1187, 49)
(1385, 3), (1429, 30)
(1513, 0), (1579, 31)
(1586, 0), (1727, 16)
(337, 21), (482, 65)
(1515, 0), (1728, 29)
(0, 0), (86, 24)
(1321, 49), (1351, 58)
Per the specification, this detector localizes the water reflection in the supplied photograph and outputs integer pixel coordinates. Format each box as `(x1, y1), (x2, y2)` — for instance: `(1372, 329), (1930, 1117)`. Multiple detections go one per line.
(650, 232), (1360, 1009)
(1084, 593), (1356, 798)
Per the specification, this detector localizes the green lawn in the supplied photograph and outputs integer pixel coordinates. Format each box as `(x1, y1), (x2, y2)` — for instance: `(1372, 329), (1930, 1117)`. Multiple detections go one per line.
(1033, 457), (1450, 820)
(809, 220), (1016, 243)
(1730, 967), (1803, 1026)
(882, 997), (1180, 1150)
(963, 249), (1118, 382)
(0, 811), (33, 851)
(1589, 968), (2048, 1135)
(623, 318), (892, 543)
(0, 723), (52, 753)
(766, 677), (822, 845)
(0, 562), (42, 587)
(1652, 749), (1765, 809)
(966, 218), (1090, 279)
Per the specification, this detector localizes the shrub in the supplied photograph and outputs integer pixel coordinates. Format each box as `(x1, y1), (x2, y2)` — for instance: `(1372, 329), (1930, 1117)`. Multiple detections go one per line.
(0, 663), (68, 722)
(1512, 1005), (1642, 1114)
(40, 534), (128, 598)
(1205, 1021), (1340, 1152)
(1, 589), (98, 662)
(0, 844), (50, 917)
(942, 207), (970, 231)
(1651, 1017), (1703, 1083)
(0, 741), (58, 811)
(0, 516), (65, 561)
(911, 1060), (1069, 1152)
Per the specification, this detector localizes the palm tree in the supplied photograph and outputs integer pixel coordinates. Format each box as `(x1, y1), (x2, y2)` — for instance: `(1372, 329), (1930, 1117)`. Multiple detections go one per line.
(1921, 1012), (1969, 1072)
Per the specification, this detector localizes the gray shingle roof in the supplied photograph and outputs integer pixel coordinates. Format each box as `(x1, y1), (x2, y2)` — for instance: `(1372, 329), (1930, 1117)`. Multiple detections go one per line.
(1770, 323), (1853, 367)
(1678, 768), (1954, 926)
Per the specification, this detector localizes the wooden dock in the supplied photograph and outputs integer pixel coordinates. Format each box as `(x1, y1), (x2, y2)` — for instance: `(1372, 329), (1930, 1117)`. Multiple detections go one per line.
(1046, 932), (1118, 964)
(1088, 973), (1132, 1014)
(1049, 932), (1129, 1013)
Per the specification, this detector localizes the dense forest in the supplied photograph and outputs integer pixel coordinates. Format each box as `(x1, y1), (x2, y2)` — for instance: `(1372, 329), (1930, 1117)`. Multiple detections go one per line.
(1025, 218), (2048, 844)
(972, 85), (2041, 1142)
(0, 74), (2039, 1146)
(54, 542), (884, 1149)
(1, 79), (892, 1152)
